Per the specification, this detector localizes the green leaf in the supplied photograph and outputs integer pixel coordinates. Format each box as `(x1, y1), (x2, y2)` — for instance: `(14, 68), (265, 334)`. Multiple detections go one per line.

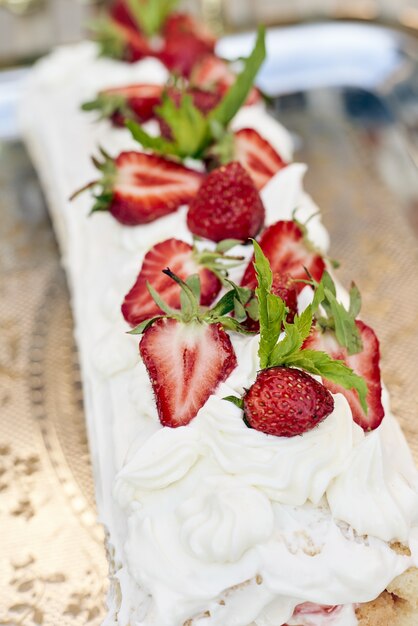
(81, 93), (132, 121)
(284, 349), (368, 414)
(349, 282), (362, 319)
(217, 316), (254, 334)
(253, 241), (286, 368)
(126, 120), (181, 158)
(155, 93), (209, 158)
(89, 18), (127, 60)
(234, 297), (247, 323)
(313, 272), (363, 356)
(209, 26), (266, 128)
(223, 395), (244, 410)
(126, 0), (179, 37)
(208, 293), (235, 319)
(215, 239), (243, 254)
(269, 306), (313, 365)
(128, 316), (164, 334)
(185, 274), (201, 303)
(146, 282), (179, 316)
(246, 297), (259, 321)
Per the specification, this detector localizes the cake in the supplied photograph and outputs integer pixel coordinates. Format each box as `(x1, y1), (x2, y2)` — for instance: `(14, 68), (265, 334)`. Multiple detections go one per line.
(19, 2), (418, 625)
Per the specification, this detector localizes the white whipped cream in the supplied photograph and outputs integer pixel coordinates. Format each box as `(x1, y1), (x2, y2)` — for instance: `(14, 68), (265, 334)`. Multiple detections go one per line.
(20, 43), (418, 626)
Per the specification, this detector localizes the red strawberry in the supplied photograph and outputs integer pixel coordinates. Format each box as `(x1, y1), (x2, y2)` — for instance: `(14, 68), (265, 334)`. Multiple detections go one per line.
(140, 318), (237, 426)
(241, 220), (325, 292)
(160, 14), (216, 77)
(122, 239), (221, 326)
(244, 272), (298, 332)
(244, 367), (334, 437)
(234, 128), (287, 190)
(109, 0), (138, 30)
(192, 55), (261, 105)
(85, 84), (164, 127)
(83, 151), (204, 226)
(114, 21), (154, 62)
(303, 322), (384, 430)
(187, 162), (265, 242)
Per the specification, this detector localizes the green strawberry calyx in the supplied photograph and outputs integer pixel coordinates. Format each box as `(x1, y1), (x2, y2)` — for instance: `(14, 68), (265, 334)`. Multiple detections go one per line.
(129, 269), (253, 335)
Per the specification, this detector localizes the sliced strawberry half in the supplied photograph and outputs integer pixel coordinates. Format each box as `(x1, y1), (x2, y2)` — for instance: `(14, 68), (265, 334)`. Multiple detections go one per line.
(79, 151), (204, 226)
(303, 322), (384, 430)
(241, 220), (325, 292)
(234, 128), (288, 190)
(192, 55), (261, 105)
(83, 83), (164, 127)
(105, 84), (163, 124)
(122, 239), (221, 326)
(140, 318), (237, 426)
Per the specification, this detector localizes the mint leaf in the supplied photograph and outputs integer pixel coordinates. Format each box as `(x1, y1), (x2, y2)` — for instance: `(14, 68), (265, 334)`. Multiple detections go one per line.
(253, 241), (286, 368)
(155, 93), (209, 158)
(284, 349), (368, 414)
(349, 282), (362, 319)
(126, 0), (179, 37)
(313, 271), (363, 356)
(269, 306), (313, 364)
(126, 120), (181, 158)
(128, 316), (164, 334)
(223, 395), (244, 410)
(209, 26), (266, 128)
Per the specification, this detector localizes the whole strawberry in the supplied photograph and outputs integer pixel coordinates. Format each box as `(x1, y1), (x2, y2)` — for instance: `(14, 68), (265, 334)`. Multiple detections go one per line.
(244, 367), (334, 437)
(187, 162), (265, 242)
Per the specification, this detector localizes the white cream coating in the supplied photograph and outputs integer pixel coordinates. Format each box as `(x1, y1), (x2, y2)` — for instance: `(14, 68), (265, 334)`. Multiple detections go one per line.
(19, 43), (418, 626)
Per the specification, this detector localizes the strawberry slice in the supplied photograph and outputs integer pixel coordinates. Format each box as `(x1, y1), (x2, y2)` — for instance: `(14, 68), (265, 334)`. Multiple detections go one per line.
(192, 55), (261, 105)
(77, 151), (204, 226)
(140, 318), (237, 426)
(303, 322), (384, 430)
(241, 220), (325, 292)
(234, 128), (288, 190)
(83, 84), (164, 127)
(159, 14), (216, 77)
(122, 239), (221, 326)
(187, 162), (265, 242)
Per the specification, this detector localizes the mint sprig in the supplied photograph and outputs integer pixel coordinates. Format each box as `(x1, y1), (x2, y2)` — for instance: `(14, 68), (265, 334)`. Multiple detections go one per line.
(253, 241), (368, 413)
(311, 271), (363, 355)
(126, 26), (266, 160)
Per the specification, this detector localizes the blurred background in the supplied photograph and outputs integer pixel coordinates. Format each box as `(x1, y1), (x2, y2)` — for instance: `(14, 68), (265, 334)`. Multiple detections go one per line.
(1, 0), (418, 64)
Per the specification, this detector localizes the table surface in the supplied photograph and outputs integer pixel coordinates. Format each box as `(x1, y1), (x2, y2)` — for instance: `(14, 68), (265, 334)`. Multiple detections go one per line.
(1, 35), (418, 625)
